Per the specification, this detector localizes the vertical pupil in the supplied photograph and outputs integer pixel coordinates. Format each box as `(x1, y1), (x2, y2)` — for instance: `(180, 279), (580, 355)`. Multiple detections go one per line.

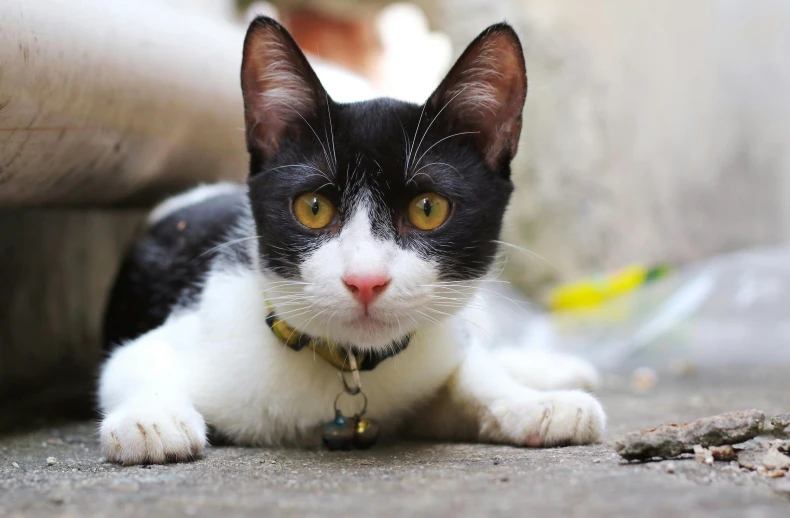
(311, 198), (320, 216)
(422, 198), (432, 217)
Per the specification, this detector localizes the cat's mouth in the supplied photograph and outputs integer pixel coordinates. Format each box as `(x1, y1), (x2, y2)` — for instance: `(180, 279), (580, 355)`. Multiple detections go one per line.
(342, 314), (392, 332)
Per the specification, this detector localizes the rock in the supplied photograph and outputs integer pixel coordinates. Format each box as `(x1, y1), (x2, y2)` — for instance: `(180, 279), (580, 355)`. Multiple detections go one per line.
(46, 456), (57, 466)
(737, 449), (765, 470)
(770, 413), (790, 432)
(11, 462), (19, 469)
(614, 409), (765, 461)
(693, 445), (714, 465)
(765, 469), (786, 479)
(710, 445), (737, 461)
(761, 447), (790, 471)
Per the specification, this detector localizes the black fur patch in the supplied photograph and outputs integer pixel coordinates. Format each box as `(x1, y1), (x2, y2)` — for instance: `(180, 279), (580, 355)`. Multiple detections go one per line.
(102, 189), (248, 349)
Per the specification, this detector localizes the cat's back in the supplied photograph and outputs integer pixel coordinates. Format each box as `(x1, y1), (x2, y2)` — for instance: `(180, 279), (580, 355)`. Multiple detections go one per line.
(103, 183), (250, 349)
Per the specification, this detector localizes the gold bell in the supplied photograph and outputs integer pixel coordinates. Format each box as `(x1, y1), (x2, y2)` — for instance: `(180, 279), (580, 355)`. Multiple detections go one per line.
(354, 417), (380, 449)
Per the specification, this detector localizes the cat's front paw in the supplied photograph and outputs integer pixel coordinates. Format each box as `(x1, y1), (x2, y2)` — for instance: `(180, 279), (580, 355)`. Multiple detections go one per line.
(485, 390), (605, 447)
(100, 401), (207, 465)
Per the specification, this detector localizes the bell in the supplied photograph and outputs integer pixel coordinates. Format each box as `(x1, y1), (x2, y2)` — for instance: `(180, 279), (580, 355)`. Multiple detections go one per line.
(322, 413), (356, 451)
(354, 417), (380, 449)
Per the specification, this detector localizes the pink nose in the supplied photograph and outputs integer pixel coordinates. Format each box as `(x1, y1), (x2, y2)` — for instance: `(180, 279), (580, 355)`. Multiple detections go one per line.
(343, 274), (390, 308)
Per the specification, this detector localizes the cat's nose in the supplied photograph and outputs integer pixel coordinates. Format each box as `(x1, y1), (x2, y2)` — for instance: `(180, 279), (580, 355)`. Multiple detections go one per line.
(343, 274), (390, 308)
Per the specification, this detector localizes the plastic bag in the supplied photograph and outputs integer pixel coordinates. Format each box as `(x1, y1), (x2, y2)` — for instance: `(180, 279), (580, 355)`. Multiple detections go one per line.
(486, 246), (790, 371)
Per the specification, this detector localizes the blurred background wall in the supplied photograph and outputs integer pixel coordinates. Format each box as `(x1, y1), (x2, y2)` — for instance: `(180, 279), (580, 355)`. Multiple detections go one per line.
(1, 0), (788, 425)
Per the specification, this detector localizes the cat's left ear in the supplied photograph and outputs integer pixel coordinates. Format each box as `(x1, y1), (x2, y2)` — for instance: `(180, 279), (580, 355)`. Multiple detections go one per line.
(426, 23), (527, 172)
(241, 16), (329, 163)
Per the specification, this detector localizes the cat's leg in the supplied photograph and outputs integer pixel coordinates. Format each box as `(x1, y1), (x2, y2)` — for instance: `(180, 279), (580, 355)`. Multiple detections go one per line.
(492, 347), (601, 392)
(98, 314), (207, 465)
(412, 345), (605, 446)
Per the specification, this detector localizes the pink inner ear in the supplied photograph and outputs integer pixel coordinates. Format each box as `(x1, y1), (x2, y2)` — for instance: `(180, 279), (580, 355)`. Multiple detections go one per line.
(249, 36), (314, 120)
(430, 28), (527, 170)
(241, 21), (323, 157)
(446, 39), (509, 118)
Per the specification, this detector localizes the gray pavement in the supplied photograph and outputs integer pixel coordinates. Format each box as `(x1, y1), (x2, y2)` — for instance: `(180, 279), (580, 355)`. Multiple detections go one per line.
(2, 366), (789, 517)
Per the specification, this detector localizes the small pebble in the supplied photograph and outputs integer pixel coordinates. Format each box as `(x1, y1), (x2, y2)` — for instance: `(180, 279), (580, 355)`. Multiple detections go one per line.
(665, 462), (676, 474)
(46, 494), (65, 505)
(670, 360), (697, 378)
(710, 445), (737, 461)
(770, 413), (790, 430)
(631, 367), (659, 392)
(46, 457), (57, 466)
(693, 445), (714, 465)
(762, 447), (790, 470)
(11, 462), (19, 469)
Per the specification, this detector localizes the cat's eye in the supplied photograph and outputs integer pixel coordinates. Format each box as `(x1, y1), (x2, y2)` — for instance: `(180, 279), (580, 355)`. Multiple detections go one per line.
(293, 192), (336, 229)
(407, 193), (450, 231)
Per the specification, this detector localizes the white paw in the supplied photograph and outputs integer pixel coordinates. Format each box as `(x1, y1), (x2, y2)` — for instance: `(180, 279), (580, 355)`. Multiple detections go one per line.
(486, 390), (606, 447)
(100, 400), (207, 465)
(495, 349), (601, 392)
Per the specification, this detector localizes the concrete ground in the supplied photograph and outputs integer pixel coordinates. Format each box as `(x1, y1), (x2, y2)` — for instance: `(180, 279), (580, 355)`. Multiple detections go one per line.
(1, 366), (789, 518)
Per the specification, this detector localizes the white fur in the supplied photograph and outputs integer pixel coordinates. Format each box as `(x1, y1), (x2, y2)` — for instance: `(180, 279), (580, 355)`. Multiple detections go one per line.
(254, 36), (314, 120)
(448, 38), (503, 117)
(147, 183), (242, 225)
(99, 194), (605, 464)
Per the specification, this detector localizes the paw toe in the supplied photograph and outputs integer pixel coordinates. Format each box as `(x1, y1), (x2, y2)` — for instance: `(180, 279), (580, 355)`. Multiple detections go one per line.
(543, 392), (605, 445)
(100, 405), (206, 465)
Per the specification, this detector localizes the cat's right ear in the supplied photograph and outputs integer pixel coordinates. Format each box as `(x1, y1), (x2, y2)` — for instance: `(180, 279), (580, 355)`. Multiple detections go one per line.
(241, 16), (329, 163)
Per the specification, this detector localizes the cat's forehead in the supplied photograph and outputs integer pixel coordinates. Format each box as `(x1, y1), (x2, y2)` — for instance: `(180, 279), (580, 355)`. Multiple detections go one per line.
(334, 98), (422, 149)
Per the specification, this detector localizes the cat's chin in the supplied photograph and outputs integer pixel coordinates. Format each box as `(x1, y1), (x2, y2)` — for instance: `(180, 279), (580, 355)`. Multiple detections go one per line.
(305, 313), (413, 351)
(342, 313), (388, 329)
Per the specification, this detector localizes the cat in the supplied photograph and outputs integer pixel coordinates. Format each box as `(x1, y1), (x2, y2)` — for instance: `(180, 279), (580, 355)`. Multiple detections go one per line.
(97, 16), (605, 464)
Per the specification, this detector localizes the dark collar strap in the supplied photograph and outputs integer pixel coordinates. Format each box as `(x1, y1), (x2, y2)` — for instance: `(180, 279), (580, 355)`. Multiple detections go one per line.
(265, 308), (411, 371)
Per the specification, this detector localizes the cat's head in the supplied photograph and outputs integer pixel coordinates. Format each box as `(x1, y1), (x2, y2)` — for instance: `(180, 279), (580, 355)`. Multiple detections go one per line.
(241, 17), (527, 350)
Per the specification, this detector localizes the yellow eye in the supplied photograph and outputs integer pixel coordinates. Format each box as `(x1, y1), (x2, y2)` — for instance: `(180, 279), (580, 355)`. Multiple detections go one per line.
(294, 192), (336, 229)
(407, 193), (450, 231)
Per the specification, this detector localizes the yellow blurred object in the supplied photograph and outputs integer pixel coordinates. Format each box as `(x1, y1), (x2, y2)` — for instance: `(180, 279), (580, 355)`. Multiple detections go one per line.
(549, 264), (671, 312)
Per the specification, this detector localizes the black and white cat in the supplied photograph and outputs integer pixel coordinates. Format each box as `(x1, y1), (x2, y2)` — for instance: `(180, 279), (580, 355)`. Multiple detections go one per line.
(98, 17), (605, 464)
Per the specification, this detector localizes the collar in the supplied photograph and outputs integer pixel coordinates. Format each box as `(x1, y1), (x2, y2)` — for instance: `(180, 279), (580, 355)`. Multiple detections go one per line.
(265, 306), (411, 372)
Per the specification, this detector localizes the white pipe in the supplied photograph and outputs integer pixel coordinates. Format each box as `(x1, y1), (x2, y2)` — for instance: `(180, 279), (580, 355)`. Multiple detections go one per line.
(0, 0), (379, 207)
(0, 0), (252, 207)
